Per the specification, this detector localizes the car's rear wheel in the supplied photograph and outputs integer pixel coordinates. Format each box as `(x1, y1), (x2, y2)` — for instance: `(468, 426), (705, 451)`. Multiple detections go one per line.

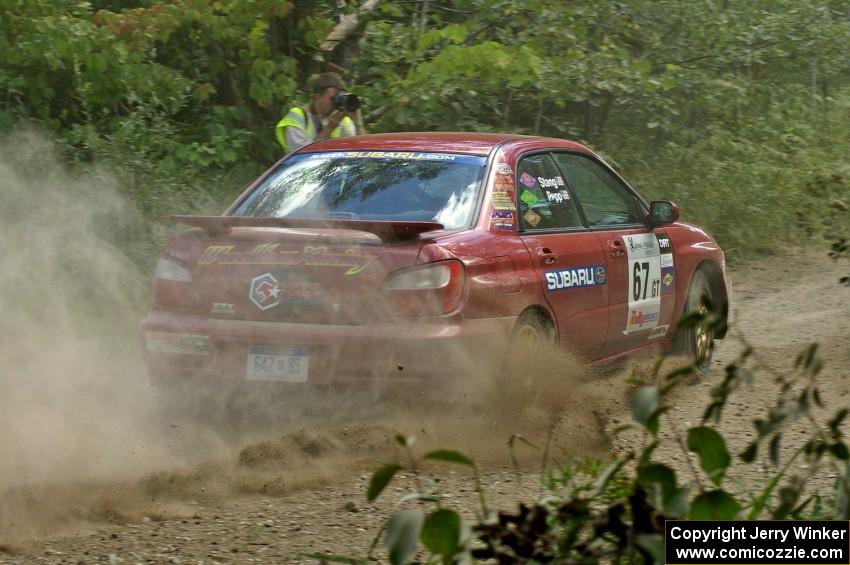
(501, 311), (556, 409)
(680, 269), (715, 375)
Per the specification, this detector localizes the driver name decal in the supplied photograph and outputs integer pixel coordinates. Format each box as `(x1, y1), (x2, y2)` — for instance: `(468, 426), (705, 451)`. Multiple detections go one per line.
(545, 265), (607, 291)
(199, 244), (374, 275)
(545, 189), (570, 204)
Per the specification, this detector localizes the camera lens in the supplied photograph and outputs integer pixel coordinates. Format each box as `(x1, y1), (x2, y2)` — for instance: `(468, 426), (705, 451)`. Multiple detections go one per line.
(332, 91), (361, 112)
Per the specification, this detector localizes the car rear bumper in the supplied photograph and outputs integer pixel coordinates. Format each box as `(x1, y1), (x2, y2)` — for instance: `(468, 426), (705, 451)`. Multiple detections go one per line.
(140, 309), (515, 385)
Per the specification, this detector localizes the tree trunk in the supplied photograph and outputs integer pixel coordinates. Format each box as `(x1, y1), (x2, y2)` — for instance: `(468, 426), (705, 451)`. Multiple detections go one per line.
(320, 0), (382, 52)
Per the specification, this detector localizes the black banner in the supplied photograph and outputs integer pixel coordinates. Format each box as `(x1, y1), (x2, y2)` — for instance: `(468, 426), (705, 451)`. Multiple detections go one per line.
(666, 521), (850, 564)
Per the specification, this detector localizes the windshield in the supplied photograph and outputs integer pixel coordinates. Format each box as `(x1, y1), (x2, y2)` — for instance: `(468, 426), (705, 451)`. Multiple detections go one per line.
(231, 151), (486, 229)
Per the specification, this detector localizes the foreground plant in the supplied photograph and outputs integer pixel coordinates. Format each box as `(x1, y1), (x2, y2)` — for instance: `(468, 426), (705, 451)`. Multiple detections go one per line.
(306, 305), (849, 564)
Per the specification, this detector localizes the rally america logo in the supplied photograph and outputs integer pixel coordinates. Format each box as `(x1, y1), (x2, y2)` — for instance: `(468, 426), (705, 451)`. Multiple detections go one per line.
(249, 273), (281, 311)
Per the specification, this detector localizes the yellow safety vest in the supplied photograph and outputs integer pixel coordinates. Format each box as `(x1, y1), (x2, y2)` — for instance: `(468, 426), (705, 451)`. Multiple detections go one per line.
(275, 106), (355, 152)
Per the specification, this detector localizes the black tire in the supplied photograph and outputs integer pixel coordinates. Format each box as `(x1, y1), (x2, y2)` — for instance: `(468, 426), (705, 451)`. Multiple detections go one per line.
(680, 269), (715, 375)
(500, 311), (556, 408)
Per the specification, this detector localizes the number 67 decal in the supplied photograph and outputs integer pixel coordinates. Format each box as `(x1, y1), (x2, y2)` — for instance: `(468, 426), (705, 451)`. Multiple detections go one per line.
(633, 261), (661, 300)
(624, 234), (662, 333)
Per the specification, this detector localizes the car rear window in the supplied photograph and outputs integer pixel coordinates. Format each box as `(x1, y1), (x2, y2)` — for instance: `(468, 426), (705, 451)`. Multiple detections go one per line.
(232, 151), (487, 229)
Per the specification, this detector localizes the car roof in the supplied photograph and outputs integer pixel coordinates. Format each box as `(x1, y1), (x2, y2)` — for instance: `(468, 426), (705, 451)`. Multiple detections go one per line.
(302, 132), (590, 157)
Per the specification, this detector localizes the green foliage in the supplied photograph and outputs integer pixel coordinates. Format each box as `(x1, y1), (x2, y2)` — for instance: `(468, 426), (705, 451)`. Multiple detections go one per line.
(687, 426), (730, 486)
(385, 509), (425, 565)
(689, 490), (741, 520)
(420, 509), (463, 562)
(2, 0), (848, 277)
(367, 464), (404, 502)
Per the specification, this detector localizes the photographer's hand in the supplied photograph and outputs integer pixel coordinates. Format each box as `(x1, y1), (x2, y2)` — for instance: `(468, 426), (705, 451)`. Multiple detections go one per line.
(315, 109), (346, 141)
(353, 109), (366, 135)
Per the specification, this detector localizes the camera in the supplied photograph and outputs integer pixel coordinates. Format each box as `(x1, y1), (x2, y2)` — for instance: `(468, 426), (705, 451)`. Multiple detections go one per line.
(332, 91), (361, 112)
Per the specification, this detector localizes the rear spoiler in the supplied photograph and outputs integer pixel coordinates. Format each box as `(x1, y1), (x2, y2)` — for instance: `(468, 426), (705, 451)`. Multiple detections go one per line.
(171, 216), (445, 242)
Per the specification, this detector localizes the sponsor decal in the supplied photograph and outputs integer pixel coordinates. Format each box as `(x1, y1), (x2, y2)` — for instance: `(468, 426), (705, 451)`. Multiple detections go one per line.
(624, 233), (662, 333)
(492, 210), (515, 231)
(491, 189), (514, 211)
(594, 265), (607, 284)
(519, 172), (537, 188)
(625, 234), (658, 258)
(545, 264), (607, 291)
(340, 151), (456, 161)
(556, 176), (565, 186)
(523, 210), (542, 228)
(211, 302), (236, 315)
(661, 266), (674, 292)
(250, 273), (281, 311)
(495, 163), (513, 175)
(660, 253), (674, 268)
(629, 309), (659, 326)
(545, 189), (570, 204)
(647, 324), (669, 340)
(491, 171), (516, 230)
(199, 244), (374, 276)
(249, 271), (324, 312)
(655, 233), (672, 252)
(520, 189), (539, 207)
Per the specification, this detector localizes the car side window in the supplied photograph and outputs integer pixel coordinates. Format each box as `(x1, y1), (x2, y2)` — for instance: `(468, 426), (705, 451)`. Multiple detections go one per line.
(516, 154), (583, 231)
(553, 153), (644, 227)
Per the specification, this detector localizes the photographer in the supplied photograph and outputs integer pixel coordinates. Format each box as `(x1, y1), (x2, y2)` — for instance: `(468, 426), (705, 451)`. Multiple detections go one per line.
(275, 72), (365, 153)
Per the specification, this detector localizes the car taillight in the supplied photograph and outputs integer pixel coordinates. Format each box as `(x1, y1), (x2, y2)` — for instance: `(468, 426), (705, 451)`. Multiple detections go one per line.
(153, 256), (194, 307)
(155, 257), (192, 282)
(381, 260), (465, 317)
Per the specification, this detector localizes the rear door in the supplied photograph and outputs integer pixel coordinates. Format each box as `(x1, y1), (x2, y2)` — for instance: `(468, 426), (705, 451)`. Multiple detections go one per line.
(551, 152), (677, 355)
(515, 152), (609, 358)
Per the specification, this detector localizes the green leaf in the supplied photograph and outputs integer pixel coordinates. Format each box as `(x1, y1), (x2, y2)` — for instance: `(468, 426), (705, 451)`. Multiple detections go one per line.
(832, 443), (849, 460)
(638, 440), (659, 469)
(420, 509), (462, 561)
(687, 426), (731, 486)
(740, 442), (758, 462)
(631, 386), (661, 435)
(769, 435), (781, 466)
(636, 533), (665, 565)
(829, 409), (848, 435)
(666, 487), (691, 519)
(594, 455), (632, 496)
(368, 464), (404, 502)
(689, 490), (740, 520)
(638, 463), (677, 501)
(385, 509), (425, 565)
(423, 450), (475, 468)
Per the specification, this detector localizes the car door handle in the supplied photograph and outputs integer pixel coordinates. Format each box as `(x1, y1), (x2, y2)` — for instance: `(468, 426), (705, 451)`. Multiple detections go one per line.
(609, 239), (625, 257)
(536, 247), (557, 265)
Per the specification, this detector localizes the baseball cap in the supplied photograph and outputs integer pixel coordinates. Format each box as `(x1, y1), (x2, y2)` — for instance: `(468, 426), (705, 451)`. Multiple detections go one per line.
(312, 72), (347, 93)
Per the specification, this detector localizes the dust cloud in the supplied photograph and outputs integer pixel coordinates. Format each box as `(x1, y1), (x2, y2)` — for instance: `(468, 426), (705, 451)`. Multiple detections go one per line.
(0, 129), (227, 539)
(0, 129), (631, 544)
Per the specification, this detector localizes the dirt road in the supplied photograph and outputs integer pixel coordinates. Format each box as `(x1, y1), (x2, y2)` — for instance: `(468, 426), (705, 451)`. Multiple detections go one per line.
(1, 249), (848, 564)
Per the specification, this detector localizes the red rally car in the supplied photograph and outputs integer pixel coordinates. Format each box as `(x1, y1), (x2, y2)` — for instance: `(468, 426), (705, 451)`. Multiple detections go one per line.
(141, 133), (729, 390)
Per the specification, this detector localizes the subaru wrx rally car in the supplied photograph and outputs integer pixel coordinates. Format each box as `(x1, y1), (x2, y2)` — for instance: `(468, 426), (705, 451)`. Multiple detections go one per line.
(141, 133), (728, 392)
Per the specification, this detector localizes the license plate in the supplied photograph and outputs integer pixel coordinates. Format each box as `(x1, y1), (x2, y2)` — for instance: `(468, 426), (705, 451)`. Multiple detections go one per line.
(246, 346), (309, 383)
